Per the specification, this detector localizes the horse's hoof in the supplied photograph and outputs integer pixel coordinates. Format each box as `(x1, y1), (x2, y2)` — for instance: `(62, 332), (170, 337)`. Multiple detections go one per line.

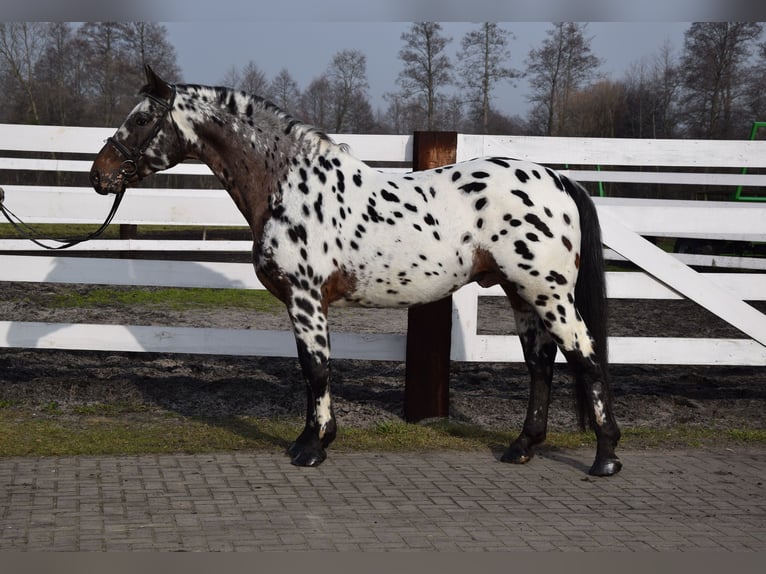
(288, 444), (327, 467)
(588, 457), (622, 477)
(500, 445), (534, 464)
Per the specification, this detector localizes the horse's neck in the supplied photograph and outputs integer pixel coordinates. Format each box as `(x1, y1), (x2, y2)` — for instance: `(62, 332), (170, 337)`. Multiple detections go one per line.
(187, 108), (314, 230)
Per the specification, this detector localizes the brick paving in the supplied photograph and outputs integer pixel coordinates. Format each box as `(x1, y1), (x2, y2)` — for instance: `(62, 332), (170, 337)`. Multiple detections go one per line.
(1, 447), (764, 551)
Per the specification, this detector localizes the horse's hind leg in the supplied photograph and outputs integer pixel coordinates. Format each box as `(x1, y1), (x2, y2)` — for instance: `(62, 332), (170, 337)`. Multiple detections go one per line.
(501, 302), (558, 465)
(285, 295), (337, 467)
(505, 283), (621, 476)
(537, 295), (621, 476)
(563, 350), (622, 476)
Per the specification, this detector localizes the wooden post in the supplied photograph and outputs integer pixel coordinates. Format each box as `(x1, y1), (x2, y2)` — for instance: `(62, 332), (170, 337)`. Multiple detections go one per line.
(119, 224), (138, 259)
(404, 131), (457, 422)
(119, 224), (138, 240)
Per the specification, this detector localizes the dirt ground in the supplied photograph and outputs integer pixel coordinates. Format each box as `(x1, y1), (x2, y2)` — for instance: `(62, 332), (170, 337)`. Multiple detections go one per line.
(0, 282), (764, 435)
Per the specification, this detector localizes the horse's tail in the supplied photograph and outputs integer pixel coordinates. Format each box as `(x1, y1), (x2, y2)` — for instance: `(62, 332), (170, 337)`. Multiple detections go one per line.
(563, 176), (610, 430)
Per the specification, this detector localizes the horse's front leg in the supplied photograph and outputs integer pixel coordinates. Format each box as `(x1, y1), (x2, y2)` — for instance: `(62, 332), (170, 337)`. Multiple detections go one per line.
(286, 295), (337, 467)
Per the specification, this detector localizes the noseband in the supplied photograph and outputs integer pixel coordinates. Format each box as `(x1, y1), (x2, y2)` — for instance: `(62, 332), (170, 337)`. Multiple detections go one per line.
(107, 85), (179, 180)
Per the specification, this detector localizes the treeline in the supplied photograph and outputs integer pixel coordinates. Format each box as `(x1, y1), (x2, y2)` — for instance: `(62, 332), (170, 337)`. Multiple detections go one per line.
(2, 22), (766, 140)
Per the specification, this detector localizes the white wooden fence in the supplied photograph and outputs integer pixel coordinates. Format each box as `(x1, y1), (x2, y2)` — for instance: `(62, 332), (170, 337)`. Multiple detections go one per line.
(0, 124), (764, 366)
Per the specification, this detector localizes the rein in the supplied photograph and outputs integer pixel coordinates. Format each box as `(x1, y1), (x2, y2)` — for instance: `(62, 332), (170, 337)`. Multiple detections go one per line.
(0, 86), (177, 251)
(0, 186), (125, 250)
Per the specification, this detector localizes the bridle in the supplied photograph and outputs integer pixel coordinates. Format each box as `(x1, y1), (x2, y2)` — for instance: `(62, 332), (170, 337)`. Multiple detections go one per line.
(0, 86), (178, 250)
(105, 85), (179, 182)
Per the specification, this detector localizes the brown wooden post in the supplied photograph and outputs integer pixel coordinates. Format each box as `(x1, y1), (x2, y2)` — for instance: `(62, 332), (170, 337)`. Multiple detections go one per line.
(119, 224), (138, 259)
(119, 224), (138, 240)
(404, 131), (457, 422)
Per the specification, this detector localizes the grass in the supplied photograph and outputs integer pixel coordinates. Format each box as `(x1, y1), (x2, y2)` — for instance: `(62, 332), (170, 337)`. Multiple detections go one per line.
(0, 223), (249, 241)
(0, 409), (763, 458)
(47, 286), (283, 313)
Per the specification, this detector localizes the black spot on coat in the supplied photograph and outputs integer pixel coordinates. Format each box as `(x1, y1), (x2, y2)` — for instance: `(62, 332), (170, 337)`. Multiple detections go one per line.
(514, 240), (534, 260)
(381, 189), (400, 203)
(511, 189), (534, 207)
(524, 213), (554, 238)
(459, 181), (487, 194)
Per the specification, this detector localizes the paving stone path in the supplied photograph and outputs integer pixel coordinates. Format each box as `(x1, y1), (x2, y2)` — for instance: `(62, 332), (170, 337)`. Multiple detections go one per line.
(1, 447), (764, 551)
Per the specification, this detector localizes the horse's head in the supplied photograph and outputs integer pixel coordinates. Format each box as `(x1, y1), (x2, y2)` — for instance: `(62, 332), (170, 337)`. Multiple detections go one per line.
(90, 65), (184, 195)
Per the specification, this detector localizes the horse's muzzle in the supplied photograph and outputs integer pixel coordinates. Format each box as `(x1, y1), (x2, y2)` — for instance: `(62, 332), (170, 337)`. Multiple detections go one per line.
(90, 168), (126, 196)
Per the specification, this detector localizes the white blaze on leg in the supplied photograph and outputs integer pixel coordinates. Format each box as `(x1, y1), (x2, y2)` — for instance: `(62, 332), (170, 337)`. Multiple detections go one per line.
(593, 394), (606, 426)
(316, 392), (332, 438)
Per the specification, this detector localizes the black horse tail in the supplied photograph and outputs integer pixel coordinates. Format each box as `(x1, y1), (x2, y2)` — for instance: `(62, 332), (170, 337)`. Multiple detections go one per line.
(562, 176), (610, 430)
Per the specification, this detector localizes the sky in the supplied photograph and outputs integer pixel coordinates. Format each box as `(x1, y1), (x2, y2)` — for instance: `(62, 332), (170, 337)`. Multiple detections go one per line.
(6, 0), (764, 119)
(162, 22), (692, 119)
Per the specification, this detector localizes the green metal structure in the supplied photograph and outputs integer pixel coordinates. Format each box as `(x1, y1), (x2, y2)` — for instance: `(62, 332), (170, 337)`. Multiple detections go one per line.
(735, 121), (766, 202)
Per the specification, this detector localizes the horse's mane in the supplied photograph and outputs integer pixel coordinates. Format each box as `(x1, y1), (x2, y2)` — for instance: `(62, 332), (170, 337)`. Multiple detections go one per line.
(178, 82), (334, 146)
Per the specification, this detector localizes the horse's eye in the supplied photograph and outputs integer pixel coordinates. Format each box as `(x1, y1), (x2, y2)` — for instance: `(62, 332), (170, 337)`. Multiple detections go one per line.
(134, 113), (151, 127)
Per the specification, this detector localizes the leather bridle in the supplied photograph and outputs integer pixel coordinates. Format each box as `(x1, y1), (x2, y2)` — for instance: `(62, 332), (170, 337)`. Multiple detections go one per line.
(105, 85), (179, 182)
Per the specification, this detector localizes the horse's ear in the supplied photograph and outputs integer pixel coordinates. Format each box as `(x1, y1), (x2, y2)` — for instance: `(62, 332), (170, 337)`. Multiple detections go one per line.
(142, 64), (173, 100)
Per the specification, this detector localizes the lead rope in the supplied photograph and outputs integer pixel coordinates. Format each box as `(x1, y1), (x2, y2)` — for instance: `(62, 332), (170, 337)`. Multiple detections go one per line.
(0, 186), (125, 250)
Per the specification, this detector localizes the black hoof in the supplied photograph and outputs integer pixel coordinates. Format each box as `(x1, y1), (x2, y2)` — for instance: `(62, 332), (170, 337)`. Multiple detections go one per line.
(288, 442), (327, 467)
(500, 444), (535, 464)
(588, 457), (622, 477)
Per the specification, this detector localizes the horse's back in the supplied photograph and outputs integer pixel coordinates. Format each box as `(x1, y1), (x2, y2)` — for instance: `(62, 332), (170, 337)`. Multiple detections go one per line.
(328, 156), (582, 308)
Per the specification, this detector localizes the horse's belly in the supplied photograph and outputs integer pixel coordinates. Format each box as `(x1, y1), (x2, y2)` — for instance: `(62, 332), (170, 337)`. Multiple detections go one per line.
(339, 256), (471, 308)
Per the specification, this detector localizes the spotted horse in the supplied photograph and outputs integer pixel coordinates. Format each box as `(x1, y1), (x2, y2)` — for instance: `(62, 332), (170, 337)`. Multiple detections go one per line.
(90, 66), (621, 476)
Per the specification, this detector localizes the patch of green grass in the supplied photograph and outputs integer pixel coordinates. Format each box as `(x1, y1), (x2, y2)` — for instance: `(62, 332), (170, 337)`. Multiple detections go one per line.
(0, 412), (298, 457)
(0, 223), (121, 240)
(49, 286), (283, 313)
(71, 403), (152, 417)
(0, 223), (249, 241)
(620, 426), (766, 448)
(0, 410), (762, 458)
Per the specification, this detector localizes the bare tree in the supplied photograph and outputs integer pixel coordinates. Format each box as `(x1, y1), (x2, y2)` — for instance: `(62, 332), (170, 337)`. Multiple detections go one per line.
(457, 22), (518, 133)
(123, 22), (182, 82)
(220, 64), (243, 89)
(240, 61), (270, 97)
(395, 22), (452, 130)
(33, 23), (83, 125)
(567, 79), (626, 137)
(679, 22), (763, 139)
(343, 95), (376, 133)
(221, 60), (271, 97)
(300, 75), (333, 129)
(744, 38), (766, 125)
(383, 91), (425, 134)
(76, 22), (134, 125)
(0, 21), (181, 126)
(269, 68), (300, 111)
(525, 22), (602, 136)
(0, 22), (47, 124)
(327, 49), (370, 132)
(622, 42), (681, 138)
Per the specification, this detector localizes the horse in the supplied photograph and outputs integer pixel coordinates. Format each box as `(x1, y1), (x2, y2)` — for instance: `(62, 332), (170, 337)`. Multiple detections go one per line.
(90, 65), (622, 476)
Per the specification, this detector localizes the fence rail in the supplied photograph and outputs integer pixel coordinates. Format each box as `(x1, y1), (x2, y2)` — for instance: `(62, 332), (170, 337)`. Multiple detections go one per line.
(1, 124), (765, 419)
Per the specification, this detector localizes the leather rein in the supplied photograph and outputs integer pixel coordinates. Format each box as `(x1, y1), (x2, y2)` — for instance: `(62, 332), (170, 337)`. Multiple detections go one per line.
(0, 87), (176, 250)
